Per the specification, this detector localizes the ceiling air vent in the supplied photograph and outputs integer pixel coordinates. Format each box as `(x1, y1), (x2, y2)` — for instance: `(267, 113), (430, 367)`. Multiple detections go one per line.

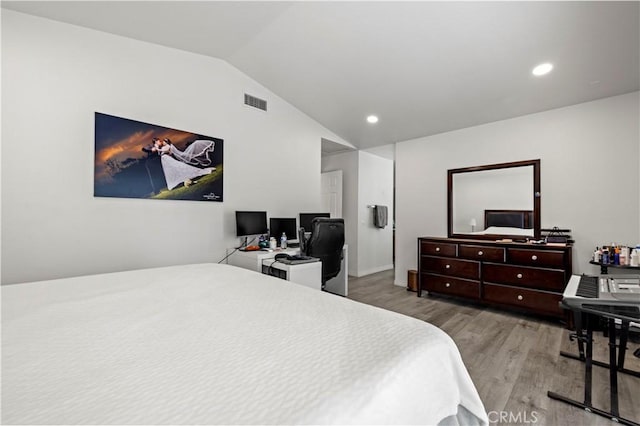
(244, 93), (267, 111)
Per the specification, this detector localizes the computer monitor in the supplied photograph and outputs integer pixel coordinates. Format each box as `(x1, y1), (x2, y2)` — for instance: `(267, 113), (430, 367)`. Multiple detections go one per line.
(299, 213), (330, 232)
(235, 211), (268, 237)
(269, 218), (298, 244)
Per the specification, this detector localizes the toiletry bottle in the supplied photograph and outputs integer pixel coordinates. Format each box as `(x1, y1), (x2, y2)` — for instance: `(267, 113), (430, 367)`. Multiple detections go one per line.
(620, 246), (629, 266)
(614, 247), (620, 265)
(602, 249), (610, 265)
(630, 249), (639, 267)
(593, 247), (601, 263)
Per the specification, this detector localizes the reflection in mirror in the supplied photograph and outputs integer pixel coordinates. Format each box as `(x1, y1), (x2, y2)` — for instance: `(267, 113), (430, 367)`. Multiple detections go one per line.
(448, 160), (540, 240)
(453, 166), (533, 236)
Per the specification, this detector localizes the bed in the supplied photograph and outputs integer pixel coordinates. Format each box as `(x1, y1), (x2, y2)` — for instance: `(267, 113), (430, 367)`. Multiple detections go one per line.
(471, 226), (534, 236)
(468, 210), (534, 236)
(2, 263), (488, 425)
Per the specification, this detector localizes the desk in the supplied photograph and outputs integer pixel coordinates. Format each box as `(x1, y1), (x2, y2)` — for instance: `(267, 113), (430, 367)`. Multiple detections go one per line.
(262, 258), (321, 290)
(226, 247), (299, 272)
(226, 246), (348, 296)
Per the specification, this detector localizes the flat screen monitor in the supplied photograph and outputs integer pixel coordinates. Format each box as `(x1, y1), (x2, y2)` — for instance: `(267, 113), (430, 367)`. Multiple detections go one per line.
(299, 212), (330, 232)
(269, 218), (298, 243)
(235, 211), (268, 237)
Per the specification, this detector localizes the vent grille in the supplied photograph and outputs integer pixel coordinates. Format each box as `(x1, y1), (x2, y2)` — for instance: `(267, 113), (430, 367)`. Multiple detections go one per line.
(244, 93), (267, 111)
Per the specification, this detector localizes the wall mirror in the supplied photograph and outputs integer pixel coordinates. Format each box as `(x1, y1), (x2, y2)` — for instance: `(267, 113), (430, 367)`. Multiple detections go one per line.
(448, 159), (540, 240)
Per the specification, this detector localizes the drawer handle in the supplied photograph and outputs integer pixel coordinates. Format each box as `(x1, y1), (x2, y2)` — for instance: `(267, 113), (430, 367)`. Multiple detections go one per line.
(478, 250), (484, 256)
(445, 264), (451, 269)
(517, 273), (523, 279)
(435, 247), (441, 252)
(445, 282), (451, 288)
(531, 255), (538, 261)
(517, 295), (523, 301)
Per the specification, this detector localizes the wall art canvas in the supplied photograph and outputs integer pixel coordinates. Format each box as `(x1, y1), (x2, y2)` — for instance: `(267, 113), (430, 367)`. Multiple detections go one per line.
(94, 113), (223, 202)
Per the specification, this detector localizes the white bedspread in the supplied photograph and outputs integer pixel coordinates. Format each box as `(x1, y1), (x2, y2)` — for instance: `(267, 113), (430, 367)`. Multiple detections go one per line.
(472, 226), (534, 236)
(2, 263), (487, 425)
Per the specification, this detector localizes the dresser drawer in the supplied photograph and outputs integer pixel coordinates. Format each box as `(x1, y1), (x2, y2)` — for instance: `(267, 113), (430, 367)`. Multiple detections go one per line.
(482, 263), (565, 292)
(507, 248), (565, 268)
(420, 241), (457, 257)
(423, 274), (480, 299)
(421, 256), (480, 280)
(459, 244), (505, 262)
(483, 283), (563, 316)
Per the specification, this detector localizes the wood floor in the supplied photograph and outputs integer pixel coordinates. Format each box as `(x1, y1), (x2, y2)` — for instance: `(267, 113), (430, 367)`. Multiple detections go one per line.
(347, 270), (640, 426)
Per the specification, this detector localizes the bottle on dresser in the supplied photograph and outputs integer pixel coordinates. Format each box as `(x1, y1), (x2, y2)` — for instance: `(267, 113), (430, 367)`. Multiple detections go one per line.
(598, 243), (640, 266)
(630, 248), (640, 267)
(620, 246), (629, 266)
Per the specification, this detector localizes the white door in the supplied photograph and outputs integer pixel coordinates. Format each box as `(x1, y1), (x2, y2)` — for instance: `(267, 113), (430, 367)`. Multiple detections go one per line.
(321, 170), (343, 218)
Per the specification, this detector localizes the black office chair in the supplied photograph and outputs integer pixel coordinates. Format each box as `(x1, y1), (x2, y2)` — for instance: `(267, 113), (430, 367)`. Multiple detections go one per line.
(300, 218), (345, 290)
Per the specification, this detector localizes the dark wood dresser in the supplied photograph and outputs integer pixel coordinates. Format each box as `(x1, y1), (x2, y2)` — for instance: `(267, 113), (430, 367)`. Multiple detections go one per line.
(418, 237), (572, 318)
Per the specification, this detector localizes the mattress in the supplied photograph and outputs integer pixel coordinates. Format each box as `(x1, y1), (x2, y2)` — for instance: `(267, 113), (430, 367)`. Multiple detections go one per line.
(2, 263), (488, 425)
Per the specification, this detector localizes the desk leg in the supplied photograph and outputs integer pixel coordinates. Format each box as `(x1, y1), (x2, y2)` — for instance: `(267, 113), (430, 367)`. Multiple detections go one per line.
(576, 311), (585, 360)
(549, 314), (640, 426)
(608, 319), (620, 419)
(562, 317), (640, 379)
(584, 327), (593, 407)
(561, 310), (586, 361)
(618, 320), (630, 371)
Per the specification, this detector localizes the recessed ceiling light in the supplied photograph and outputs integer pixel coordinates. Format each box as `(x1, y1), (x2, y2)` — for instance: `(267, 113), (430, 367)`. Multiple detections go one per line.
(532, 63), (553, 76)
(366, 115), (379, 124)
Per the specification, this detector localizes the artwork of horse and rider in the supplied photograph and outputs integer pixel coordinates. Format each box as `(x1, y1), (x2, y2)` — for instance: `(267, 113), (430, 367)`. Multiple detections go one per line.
(94, 113), (223, 202)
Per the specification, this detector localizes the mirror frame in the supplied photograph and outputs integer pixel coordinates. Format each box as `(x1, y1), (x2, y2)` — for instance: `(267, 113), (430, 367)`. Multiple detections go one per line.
(447, 159), (541, 241)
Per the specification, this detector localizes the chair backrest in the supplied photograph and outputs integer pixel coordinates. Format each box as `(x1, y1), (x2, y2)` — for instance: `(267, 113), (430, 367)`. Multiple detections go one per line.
(304, 218), (345, 284)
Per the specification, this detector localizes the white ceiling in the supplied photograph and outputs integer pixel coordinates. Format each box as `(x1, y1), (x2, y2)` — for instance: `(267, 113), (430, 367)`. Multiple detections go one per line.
(3, 1), (639, 150)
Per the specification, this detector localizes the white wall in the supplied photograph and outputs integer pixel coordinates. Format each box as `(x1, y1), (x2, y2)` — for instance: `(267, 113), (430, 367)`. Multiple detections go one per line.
(321, 150), (394, 277)
(357, 151), (394, 276)
(395, 92), (640, 286)
(1, 10), (348, 284)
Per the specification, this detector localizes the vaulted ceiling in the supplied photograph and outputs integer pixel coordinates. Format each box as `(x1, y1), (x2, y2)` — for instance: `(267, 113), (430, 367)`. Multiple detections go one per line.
(4, 1), (639, 150)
